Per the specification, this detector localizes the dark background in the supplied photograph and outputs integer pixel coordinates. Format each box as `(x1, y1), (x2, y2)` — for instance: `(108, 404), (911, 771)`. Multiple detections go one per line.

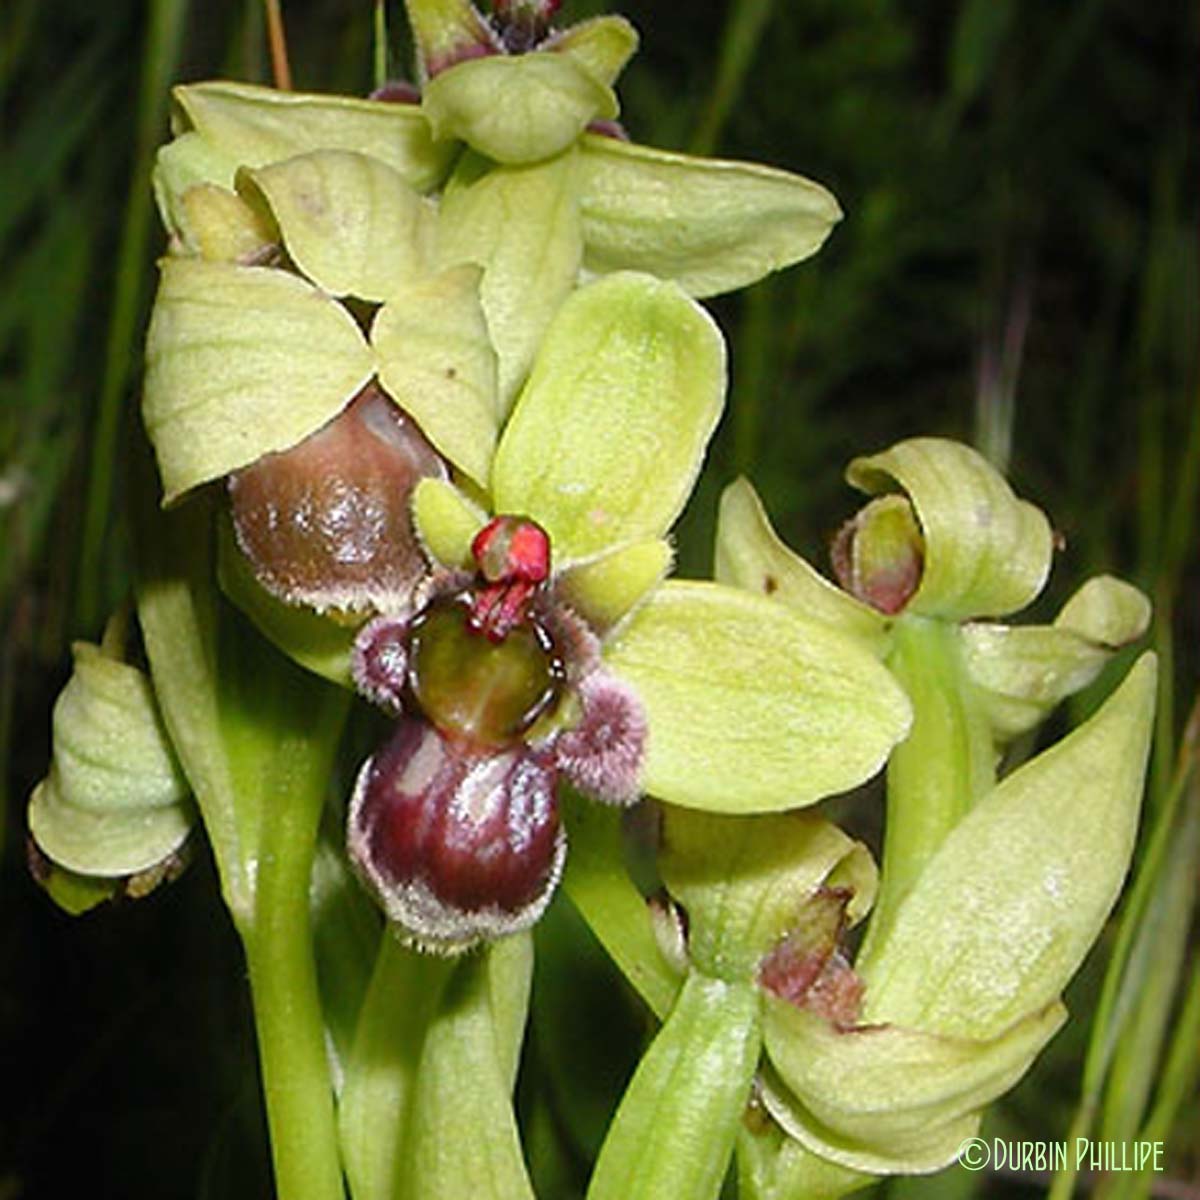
(2, 1), (1196, 1196)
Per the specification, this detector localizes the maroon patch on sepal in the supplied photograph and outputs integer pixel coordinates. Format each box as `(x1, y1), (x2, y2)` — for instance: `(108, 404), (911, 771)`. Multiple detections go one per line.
(347, 719), (565, 951)
(228, 383), (447, 614)
(554, 672), (646, 806)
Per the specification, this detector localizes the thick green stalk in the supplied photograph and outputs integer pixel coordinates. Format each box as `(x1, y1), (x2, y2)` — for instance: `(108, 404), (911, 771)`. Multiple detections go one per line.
(857, 614), (994, 971)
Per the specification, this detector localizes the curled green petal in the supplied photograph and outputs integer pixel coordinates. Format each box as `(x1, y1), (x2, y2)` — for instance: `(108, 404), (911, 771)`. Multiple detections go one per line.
(761, 999), (1065, 1174)
(28, 637), (193, 877)
(545, 16), (638, 88)
(143, 258), (373, 502)
(963, 575), (1151, 742)
(372, 265), (499, 486)
(437, 150), (582, 409)
(658, 808), (877, 981)
(862, 653), (1156, 1040)
(577, 134), (842, 297)
(715, 478), (888, 654)
(177, 183), (276, 263)
(154, 132), (243, 249)
(555, 539), (672, 633)
(240, 150), (430, 301)
(170, 81), (454, 193)
(846, 437), (1052, 620)
(603, 581), (912, 813)
(423, 53), (616, 165)
(412, 477), (488, 570)
(493, 274), (725, 562)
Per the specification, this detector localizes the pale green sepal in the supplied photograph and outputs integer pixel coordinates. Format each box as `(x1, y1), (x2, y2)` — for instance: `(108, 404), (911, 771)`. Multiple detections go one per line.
(659, 808), (876, 981)
(372, 265), (498, 485)
(716, 478), (888, 654)
(436, 150), (582, 409)
(28, 641), (193, 876)
(171, 81), (454, 193)
(423, 53), (616, 165)
(577, 134), (842, 297)
(846, 438), (1052, 620)
(545, 16), (639, 88)
(760, 999), (1065, 1174)
(493, 274), (725, 562)
(862, 654), (1157, 1040)
(216, 514), (357, 689)
(412, 477), (488, 570)
(962, 576), (1151, 742)
(737, 1121), (874, 1200)
(604, 581), (912, 813)
(143, 258), (374, 503)
(555, 539), (672, 633)
(587, 972), (761, 1200)
(240, 151), (429, 302)
(398, 945), (536, 1200)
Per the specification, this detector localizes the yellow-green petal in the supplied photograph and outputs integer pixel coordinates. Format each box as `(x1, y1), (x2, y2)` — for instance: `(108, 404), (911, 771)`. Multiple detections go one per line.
(554, 539), (672, 633)
(422, 52), (616, 165)
(240, 150), (431, 302)
(715, 478), (889, 654)
(178, 183), (276, 263)
(143, 258), (374, 503)
(545, 16), (639, 88)
(603, 581), (912, 813)
(171, 81), (454, 192)
(372, 265), (498, 487)
(492, 273), (724, 562)
(846, 437), (1053, 620)
(862, 653), (1156, 1039)
(577, 134), (842, 297)
(28, 640), (193, 877)
(412, 477), (489, 570)
(437, 150), (582, 410)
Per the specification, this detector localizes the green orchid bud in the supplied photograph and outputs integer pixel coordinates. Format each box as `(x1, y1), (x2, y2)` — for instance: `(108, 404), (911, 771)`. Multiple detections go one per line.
(27, 616), (195, 902)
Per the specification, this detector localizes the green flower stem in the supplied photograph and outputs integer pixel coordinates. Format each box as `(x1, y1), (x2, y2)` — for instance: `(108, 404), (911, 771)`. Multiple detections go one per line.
(857, 614), (993, 972)
(241, 680), (350, 1200)
(587, 971), (761, 1200)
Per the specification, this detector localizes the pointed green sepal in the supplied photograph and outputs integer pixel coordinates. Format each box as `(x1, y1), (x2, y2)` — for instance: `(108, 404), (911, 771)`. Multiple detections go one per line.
(962, 575), (1152, 741)
(143, 258), (374, 503)
(603, 581), (912, 813)
(846, 438), (1052, 620)
(715, 478), (888, 653)
(555, 539), (672, 633)
(658, 808), (876, 981)
(437, 150), (582, 409)
(28, 636), (193, 877)
(372, 265), (499, 486)
(577, 134), (842, 297)
(545, 16), (638, 88)
(862, 653), (1156, 1039)
(493, 274), (725, 562)
(423, 53), (616, 165)
(412, 476), (489, 570)
(239, 151), (431, 301)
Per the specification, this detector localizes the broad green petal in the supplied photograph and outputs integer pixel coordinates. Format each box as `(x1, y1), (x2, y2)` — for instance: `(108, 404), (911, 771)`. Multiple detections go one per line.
(423, 53), (616, 165)
(659, 808), (877, 981)
(587, 972), (761, 1200)
(862, 654), (1156, 1039)
(846, 438), (1052, 620)
(603, 581), (912, 812)
(760, 1000), (1065, 1174)
(962, 576), (1151, 742)
(217, 514), (357, 688)
(577, 134), (842, 297)
(437, 150), (582, 409)
(715, 478), (889, 654)
(241, 150), (430, 301)
(492, 274), (724, 562)
(171, 81), (454, 192)
(555, 539), (672, 633)
(412, 477), (488, 570)
(28, 640), (193, 876)
(143, 258), (373, 503)
(546, 17), (638, 88)
(372, 265), (498, 486)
